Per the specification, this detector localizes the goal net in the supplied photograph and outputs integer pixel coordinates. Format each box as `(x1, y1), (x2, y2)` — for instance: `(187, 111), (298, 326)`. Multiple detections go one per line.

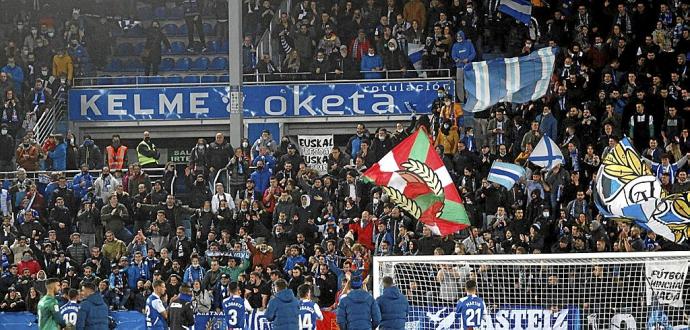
(372, 252), (690, 330)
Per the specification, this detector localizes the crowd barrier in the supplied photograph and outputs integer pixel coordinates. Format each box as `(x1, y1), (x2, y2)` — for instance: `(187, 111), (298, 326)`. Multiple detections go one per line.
(0, 309), (339, 329)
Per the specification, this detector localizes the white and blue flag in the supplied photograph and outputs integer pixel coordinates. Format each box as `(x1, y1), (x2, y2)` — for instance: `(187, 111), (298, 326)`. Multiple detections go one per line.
(408, 43), (426, 77)
(499, 0), (533, 25)
(488, 162), (526, 189)
(528, 136), (564, 169)
(463, 47), (557, 113)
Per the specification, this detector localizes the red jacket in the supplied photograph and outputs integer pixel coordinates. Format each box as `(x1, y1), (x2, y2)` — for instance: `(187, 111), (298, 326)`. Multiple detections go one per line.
(350, 219), (376, 251)
(17, 259), (41, 276)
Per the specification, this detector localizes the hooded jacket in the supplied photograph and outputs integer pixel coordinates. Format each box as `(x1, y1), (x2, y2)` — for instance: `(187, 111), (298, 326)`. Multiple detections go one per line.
(451, 31), (476, 66)
(375, 286), (409, 329)
(264, 288), (300, 330)
(337, 289), (381, 330)
(76, 292), (109, 330)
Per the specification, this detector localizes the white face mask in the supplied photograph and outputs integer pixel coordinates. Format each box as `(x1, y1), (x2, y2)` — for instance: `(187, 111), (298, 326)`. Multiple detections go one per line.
(466, 8), (473, 13)
(242, 142), (249, 148)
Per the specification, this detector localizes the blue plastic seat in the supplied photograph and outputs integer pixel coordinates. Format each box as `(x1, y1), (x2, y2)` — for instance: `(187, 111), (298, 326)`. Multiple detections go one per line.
(174, 57), (192, 71)
(165, 76), (183, 83)
(170, 41), (186, 55)
(114, 76), (135, 85)
(154, 6), (167, 19)
(182, 75), (200, 83)
(191, 57), (209, 71)
(160, 58), (175, 71)
(147, 76), (165, 84)
(218, 75), (229, 82)
(201, 75), (218, 83)
(168, 6), (184, 19)
(206, 40), (220, 53)
(179, 24), (188, 36)
(116, 42), (133, 56)
(203, 23), (214, 36)
(163, 24), (178, 36)
(126, 25), (145, 37)
(104, 59), (123, 72)
(220, 41), (229, 53)
(124, 58), (143, 72)
(97, 76), (113, 85)
(133, 43), (145, 56)
(209, 57), (228, 70)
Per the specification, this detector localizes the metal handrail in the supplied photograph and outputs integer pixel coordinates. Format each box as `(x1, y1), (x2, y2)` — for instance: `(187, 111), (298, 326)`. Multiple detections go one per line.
(33, 89), (67, 144)
(72, 69), (453, 88)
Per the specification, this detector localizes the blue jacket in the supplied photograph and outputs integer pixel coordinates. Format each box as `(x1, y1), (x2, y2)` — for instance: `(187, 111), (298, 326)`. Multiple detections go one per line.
(72, 172), (94, 201)
(76, 292), (109, 330)
(125, 261), (151, 289)
(361, 54), (384, 79)
(252, 154), (276, 172)
(1, 65), (24, 92)
(451, 32), (476, 67)
(265, 288), (300, 330)
(250, 168), (271, 195)
(375, 287), (409, 329)
(283, 255), (307, 274)
(537, 113), (558, 140)
(48, 142), (67, 171)
(337, 289), (381, 329)
(183, 265), (206, 285)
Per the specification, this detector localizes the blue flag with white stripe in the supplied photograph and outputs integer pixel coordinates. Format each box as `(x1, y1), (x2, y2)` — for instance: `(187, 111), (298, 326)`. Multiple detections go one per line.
(463, 47), (557, 113)
(528, 136), (564, 169)
(488, 161), (526, 189)
(408, 43), (426, 77)
(499, 0), (533, 25)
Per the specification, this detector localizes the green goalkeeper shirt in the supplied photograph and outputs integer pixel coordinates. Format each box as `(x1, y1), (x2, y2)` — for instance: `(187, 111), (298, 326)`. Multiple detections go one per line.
(38, 295), (65, 330)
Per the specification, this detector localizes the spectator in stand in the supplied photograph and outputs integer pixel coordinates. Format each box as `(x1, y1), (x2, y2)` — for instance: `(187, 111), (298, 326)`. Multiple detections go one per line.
(181, 0), (206, 52)
(0, 124), (14, 171)
(52, 48), (73, 84)
(16, 136), (39, 171)
(47, 134), (66, 171)
(78, 135), (102, 170)
(136, 131), (160, 168)
(1, 58), (23, 93)
(142, 21), (171, 77)
(361, 46), (384, 79)
(105, 135), (128, 171)
(100, 195), (131, 242)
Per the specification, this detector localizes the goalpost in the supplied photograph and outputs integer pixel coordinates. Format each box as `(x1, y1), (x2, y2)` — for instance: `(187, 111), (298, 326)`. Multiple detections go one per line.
(372, 252), (690, 330)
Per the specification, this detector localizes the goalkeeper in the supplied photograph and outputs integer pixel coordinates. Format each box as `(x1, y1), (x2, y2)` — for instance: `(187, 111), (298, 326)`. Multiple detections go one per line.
(455, 280), (486, 329)
(37, 278), (66, 330)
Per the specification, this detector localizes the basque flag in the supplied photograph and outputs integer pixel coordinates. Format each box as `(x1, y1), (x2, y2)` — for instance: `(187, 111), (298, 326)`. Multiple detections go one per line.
(463, 47), (557, 113)
(499, 0), (533, 25)
(488, 161), (526, 189)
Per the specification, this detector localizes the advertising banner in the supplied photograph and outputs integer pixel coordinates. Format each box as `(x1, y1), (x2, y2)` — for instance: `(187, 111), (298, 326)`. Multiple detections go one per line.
(297, 135), (334, 174)
(405, 306), (581, 330)
(645, 260), (689, 307)
(68, 80), (454, 121)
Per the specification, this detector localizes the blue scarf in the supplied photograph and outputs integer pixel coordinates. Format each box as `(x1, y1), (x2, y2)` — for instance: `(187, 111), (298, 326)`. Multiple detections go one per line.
(179, 293), (192, 302)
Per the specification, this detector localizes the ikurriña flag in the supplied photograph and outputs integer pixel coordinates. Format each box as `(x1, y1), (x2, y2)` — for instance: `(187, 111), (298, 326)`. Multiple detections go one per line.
(362, 128), (470, 236)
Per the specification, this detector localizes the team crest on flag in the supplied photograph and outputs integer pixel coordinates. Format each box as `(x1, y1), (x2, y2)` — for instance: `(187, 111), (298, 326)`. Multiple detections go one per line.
(595, 138), (690, 243)
(363, 129), (470, 236)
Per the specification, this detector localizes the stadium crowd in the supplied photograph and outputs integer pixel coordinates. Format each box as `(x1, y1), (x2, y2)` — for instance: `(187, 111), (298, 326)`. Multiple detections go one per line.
(1, 0), (690, 328)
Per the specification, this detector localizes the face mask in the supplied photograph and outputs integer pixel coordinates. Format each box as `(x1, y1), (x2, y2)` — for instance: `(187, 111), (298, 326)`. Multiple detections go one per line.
(373, 198), (379, 204)
(454, 247), (461, 253)
(60, 78), (66, 84)
(443, 124), (450, 129)
(198, 144), (205, 149)
(317, 58), (324, 62)
(22, 50), (29, 56)
(378, 135), (385, 141)
(1, 129), (6, 135)
(437, 92), (444, 98)
(368, 52), (375, 57)
(445, 101), (451, 106)
(242, 142), (249, 148)
(467, 8), (473, 13)
(41, 70), (48, 76)
(47, 32), (54, 37)
(388, 46), (395, 51)
(543, 211), (550, 218)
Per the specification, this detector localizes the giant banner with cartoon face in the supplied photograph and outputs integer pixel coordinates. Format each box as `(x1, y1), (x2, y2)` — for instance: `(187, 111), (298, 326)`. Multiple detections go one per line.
(595, 138), (690, 243)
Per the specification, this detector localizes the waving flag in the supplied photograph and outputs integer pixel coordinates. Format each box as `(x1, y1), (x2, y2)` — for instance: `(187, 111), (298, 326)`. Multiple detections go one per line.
(488, 161), (526, 189)
(528, 136), (564, 169)
(463, 47), (557, 113)
(362, 129), (470, 236)
(499, 0), (533, 25)
(408, 43), (426, 77)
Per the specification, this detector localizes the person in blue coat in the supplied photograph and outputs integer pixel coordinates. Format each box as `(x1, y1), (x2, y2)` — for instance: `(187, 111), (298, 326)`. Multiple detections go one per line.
(72, 164), (94, 201)
(1, 58), (24, 93)
(182, 254), (206, 285)
(360, 48), (384, 79)
(375, 276), (409, 330)
(76, 282), (109, 330)
(250, 160), (271, 195)
(48, 134), (67, 171)
(451, 31), (476, 67)
(536, 106), (558, 140)
(337, 275), (381, 330)
(264, 279), (299, 330)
